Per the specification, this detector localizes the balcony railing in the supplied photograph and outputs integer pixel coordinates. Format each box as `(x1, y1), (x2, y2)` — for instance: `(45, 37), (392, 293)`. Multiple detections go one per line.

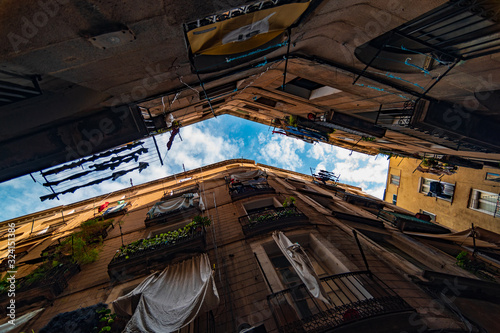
(229, 184), (275, 200)
(378, 210), (450, 234)
(239, 206), (309, 237)
(108, 228), (207, 281)
(0, 262), (80, 315)
(268, 271), (414, 333)
(144, 202), (201, 227)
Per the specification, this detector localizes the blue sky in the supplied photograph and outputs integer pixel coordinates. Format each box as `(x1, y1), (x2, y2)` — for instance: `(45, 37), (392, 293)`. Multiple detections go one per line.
(0, 115), (389, 221)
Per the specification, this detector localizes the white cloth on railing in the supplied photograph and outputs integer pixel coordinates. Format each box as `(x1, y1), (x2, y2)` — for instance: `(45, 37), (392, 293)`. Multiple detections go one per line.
(113, 253), (219, 333)
(103, 202), (127, 215)
(147, 193), (203, 219)
(230, 170), (267, 182)
(272, 231), (330, 304)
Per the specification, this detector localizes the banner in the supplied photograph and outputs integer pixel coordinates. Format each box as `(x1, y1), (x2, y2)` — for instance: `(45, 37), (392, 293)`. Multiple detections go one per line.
(185, 1), (311, 72)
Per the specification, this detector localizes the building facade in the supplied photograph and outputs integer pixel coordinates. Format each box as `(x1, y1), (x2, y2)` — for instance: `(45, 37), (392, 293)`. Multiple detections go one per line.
(1, 159), (499, 332)
(385, 156), (500, 234)
(2, 0), (500, 183)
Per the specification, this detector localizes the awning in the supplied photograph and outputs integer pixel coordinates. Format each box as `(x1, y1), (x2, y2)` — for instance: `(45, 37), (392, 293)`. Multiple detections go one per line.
(405, 227), (500, 249)
(113, 253), (219, 332)
(272, 231), (330, 304)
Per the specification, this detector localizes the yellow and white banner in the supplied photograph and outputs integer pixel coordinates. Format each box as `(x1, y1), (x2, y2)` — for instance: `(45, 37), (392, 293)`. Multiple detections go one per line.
(187, 1), (310, 56)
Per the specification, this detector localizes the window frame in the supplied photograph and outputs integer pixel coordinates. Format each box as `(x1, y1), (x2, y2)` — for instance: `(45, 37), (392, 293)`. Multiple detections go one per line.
(390, 174), (400, 186)
(485, 172), (500, 182)
(419, 177), (455, 202)
(242, 197), (282, 215)
(469, 189), (500, 217)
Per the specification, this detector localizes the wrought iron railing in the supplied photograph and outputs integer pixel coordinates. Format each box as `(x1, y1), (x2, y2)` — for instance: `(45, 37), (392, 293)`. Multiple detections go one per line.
(229, 184), (275, 200)
(239, 206), (308, 236)
(268, 271), (414, 333)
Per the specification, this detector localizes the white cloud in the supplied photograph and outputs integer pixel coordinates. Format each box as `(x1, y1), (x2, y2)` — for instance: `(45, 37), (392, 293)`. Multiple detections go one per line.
(163, 124), (242, 169)
(364, 185), (386, 199)
(0, 122), (242, 221)
(304, 142), (389, 195)
(258, 132), (267, 144)
(257, 135), (306, 171)
(333, 157), (388, 185)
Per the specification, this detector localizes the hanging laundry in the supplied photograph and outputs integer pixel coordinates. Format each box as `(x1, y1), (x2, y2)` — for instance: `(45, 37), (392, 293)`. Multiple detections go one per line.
(42, 147), (149, 186)
(40, 163), (149, 201)
(41, 141), (144, 176)
(167, 128), (180, 151)
(90, 148), (148, 171)
(43, 170), (93, 187)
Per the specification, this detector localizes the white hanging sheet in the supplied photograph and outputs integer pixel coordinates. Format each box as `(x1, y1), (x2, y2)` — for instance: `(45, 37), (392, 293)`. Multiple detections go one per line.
(230, 170), (267, 182)
(147, 193), (203, 219)
(272, 231), (330, 304)
(113, 253), (219, 333)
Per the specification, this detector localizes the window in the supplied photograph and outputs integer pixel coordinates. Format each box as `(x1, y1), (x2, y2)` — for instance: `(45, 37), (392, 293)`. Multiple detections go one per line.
(243, 197), (282, 214)
(469, 189), (500, 217)
(279, 77), (341, 100)
(390, 175), (400, 186)
(0, 70), (42, 107)
(355, 0), (500, 73)
(419, 178), (455, 202)
(485, 172), (500, 182)
(392, 194), (397, 205)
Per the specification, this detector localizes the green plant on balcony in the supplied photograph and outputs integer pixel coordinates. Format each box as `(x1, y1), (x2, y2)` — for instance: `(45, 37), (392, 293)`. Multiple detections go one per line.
(421, 158), (438, 167)
(95, 307), (117, 333)
(193, 215), (211, 227)
(282, 196), (296, 208)
(114, 217), (210, 260)
(285, 115), (298, 127)
(456, 251), (485, 273)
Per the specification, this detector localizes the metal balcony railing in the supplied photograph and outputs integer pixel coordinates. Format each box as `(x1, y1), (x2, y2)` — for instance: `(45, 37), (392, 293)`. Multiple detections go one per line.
(108, 228), (207, 281)
(378, 210), (450, 234)
(229, 183), (275, 200)
(239, 206), (308, 237)
(268, 271), (414, 333)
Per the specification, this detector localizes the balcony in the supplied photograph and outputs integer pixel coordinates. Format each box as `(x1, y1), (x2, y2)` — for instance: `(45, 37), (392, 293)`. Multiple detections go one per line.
(108, 227), (207, 281)
(161, 184), (199, 201)
(144, 194), (203, 228)
(229, 183), (276, 201)
(268, 271), (415, 333)
(239, 206), (309, 237)
(378, 210), (450, 234)
(0, 262), (80, 315)
(335, 192), (385, 212)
